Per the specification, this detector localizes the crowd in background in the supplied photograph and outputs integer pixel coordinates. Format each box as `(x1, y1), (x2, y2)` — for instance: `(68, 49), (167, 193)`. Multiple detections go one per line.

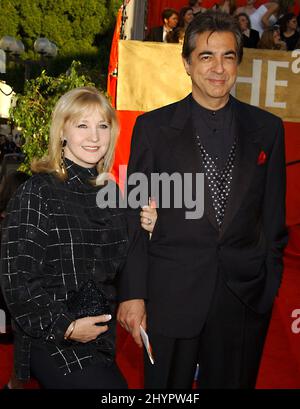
(0, 134), (20, 161)
(0, 133), (23, 184)
(145, 0), (300, 51)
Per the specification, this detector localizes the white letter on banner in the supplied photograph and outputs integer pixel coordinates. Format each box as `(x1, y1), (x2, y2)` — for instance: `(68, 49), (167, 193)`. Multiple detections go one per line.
(291, 49), (300, 74)
(265, 61), (289, 108)
(234, 59), (262, 106)
(291, 309), (300, 334)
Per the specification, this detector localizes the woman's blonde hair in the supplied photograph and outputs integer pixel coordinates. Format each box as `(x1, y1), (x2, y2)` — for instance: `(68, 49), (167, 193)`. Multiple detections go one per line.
(31, 86), (119, 184)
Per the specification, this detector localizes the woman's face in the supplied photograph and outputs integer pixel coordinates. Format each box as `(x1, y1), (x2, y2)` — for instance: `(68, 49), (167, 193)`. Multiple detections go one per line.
(63, 108), (111, 168)
(238, 15), (249, 31)
(273, 29), (281, 43)
(184, 10), (194, 25)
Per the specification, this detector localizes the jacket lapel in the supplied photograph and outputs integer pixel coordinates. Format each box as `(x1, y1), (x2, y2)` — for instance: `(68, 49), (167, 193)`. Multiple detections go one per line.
(219, 99), (263, 239)
(163, 95), (200, 175)
(163, 94), (219, 231)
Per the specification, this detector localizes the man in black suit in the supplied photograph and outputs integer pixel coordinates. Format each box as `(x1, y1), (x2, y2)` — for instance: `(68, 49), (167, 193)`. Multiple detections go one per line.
(118, 11), (287, 389)
(145, 8), (179, 42)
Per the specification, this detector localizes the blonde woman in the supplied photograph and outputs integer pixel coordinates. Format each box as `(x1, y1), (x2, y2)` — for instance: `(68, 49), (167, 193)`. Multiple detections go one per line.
(0, 86), (156, 389)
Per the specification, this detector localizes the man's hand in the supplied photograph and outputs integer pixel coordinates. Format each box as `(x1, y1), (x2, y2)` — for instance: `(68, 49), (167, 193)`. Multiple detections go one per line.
(117, 299), (146, 348)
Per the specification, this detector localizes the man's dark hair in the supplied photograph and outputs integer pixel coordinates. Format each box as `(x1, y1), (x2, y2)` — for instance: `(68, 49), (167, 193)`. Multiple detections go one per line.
(182, 10), (243, 64)
(162, 8), (179, 22)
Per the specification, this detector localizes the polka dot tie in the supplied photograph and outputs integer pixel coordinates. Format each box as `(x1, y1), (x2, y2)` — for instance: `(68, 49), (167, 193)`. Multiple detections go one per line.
(196, 135), (237, 227)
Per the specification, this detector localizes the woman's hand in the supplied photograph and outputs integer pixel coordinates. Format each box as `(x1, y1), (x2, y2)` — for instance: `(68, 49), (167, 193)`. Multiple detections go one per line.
(65, 314), (111, 343)
(140, 198), (157, 233)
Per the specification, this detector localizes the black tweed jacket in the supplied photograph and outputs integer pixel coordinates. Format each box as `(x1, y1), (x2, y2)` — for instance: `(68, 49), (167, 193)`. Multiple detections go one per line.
(0, 159), (128, 380)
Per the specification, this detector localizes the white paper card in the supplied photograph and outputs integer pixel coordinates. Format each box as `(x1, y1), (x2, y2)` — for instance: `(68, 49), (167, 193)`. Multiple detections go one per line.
(140, 325), (154, 365)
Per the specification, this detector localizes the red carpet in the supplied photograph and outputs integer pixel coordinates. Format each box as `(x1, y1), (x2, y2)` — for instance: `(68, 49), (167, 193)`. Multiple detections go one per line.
(1, 228), (300, 389)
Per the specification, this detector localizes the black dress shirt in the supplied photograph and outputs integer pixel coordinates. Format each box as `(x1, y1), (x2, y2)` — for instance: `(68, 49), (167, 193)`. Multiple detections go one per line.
(0, 159), (128, 380)
(191, 95), (236, 170)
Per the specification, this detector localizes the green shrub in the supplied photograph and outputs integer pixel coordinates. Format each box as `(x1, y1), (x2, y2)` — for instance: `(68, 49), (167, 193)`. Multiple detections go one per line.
(0, 0), (122, 91)
(10, 61), (96, 174)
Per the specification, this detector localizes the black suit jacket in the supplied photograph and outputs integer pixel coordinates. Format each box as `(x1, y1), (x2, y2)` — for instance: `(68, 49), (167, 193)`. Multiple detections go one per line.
(119, 94), (287, 339)
(145, 26), (164, 42)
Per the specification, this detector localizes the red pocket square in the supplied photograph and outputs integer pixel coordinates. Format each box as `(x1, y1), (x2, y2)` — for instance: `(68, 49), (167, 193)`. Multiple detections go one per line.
(257, 151), (267, 165)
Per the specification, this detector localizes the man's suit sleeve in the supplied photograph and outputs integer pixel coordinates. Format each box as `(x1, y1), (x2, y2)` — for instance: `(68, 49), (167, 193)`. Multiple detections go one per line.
(263, 119), (288, 288)
(145, 28), (155, 42)
(145, 27), (163, 42)
(118, 116), (153, 302)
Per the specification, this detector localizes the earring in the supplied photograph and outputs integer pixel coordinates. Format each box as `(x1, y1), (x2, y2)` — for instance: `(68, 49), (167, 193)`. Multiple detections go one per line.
(60, 139), (67, 174)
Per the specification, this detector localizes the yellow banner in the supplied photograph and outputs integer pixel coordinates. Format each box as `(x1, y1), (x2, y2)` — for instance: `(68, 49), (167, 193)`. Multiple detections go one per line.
(117, 40), (300, 123)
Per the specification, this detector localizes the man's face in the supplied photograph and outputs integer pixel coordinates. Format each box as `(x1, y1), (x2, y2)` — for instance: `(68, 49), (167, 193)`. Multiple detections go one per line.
(183, 31), (238, 108)
(165, 14), (178, 29)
